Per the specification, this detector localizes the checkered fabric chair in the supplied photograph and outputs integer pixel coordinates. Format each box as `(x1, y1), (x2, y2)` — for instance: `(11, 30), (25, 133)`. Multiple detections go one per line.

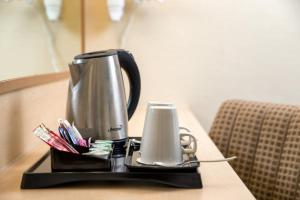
(209, 100), (300, 200)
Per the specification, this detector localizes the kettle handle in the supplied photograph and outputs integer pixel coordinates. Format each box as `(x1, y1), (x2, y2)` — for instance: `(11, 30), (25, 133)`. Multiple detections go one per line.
(117, 50), (141, 120)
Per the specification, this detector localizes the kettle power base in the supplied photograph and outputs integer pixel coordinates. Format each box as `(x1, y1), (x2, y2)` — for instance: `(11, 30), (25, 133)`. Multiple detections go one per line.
(21, 137), (202, 189)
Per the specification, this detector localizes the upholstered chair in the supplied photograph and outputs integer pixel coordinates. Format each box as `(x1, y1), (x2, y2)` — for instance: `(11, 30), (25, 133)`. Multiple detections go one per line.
(209, 100), (300, 200)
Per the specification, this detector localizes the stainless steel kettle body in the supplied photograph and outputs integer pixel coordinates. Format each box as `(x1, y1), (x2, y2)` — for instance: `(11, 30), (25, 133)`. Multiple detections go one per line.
(66, 49), (141, 141)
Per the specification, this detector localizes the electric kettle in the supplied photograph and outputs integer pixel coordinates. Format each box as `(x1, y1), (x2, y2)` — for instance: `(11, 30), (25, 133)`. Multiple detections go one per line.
(66, 49), (141, 141)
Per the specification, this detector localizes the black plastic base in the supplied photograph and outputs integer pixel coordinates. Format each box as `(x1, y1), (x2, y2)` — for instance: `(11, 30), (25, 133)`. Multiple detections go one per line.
(21, 137), (202, 189)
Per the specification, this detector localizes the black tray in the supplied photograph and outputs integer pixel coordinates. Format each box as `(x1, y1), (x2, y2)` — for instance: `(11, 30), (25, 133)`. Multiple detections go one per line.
(21, 137), (202, 189)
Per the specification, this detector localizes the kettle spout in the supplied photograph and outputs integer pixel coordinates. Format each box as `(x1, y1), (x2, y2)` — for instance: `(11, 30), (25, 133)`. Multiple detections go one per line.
(68, 63), (81, 86)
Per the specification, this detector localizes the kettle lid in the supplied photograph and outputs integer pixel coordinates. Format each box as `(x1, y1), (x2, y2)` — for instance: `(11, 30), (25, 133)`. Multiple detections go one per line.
(74, 49), (117, 60)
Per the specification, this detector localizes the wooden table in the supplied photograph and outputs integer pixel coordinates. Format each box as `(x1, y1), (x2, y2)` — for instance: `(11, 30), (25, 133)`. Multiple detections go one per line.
(0, 108), (256, 200)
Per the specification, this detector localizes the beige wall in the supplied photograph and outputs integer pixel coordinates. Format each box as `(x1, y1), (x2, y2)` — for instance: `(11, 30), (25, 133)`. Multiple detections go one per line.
(0, 1), (53, 80)
(0, 0), (80, 169)
(0, 79), (69, 170)
(85, 0), (300, 130)
(0, 0), (81, 80)
(1, 0), (299, 169)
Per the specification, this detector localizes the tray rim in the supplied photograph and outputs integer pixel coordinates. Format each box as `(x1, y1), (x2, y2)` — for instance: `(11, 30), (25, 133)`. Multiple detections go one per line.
(25, 151), (51, 173)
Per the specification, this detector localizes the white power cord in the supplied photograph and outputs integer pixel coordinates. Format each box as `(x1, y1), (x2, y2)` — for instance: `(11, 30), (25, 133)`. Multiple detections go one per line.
(197, 156), (237, 163)
(131, 139), (237, 167)
(137, 156), (237, 167)
(152, 157), (237, 167)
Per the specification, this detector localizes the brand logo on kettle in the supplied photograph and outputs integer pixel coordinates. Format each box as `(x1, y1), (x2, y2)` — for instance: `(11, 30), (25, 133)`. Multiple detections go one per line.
(108, 125), (123, 132)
